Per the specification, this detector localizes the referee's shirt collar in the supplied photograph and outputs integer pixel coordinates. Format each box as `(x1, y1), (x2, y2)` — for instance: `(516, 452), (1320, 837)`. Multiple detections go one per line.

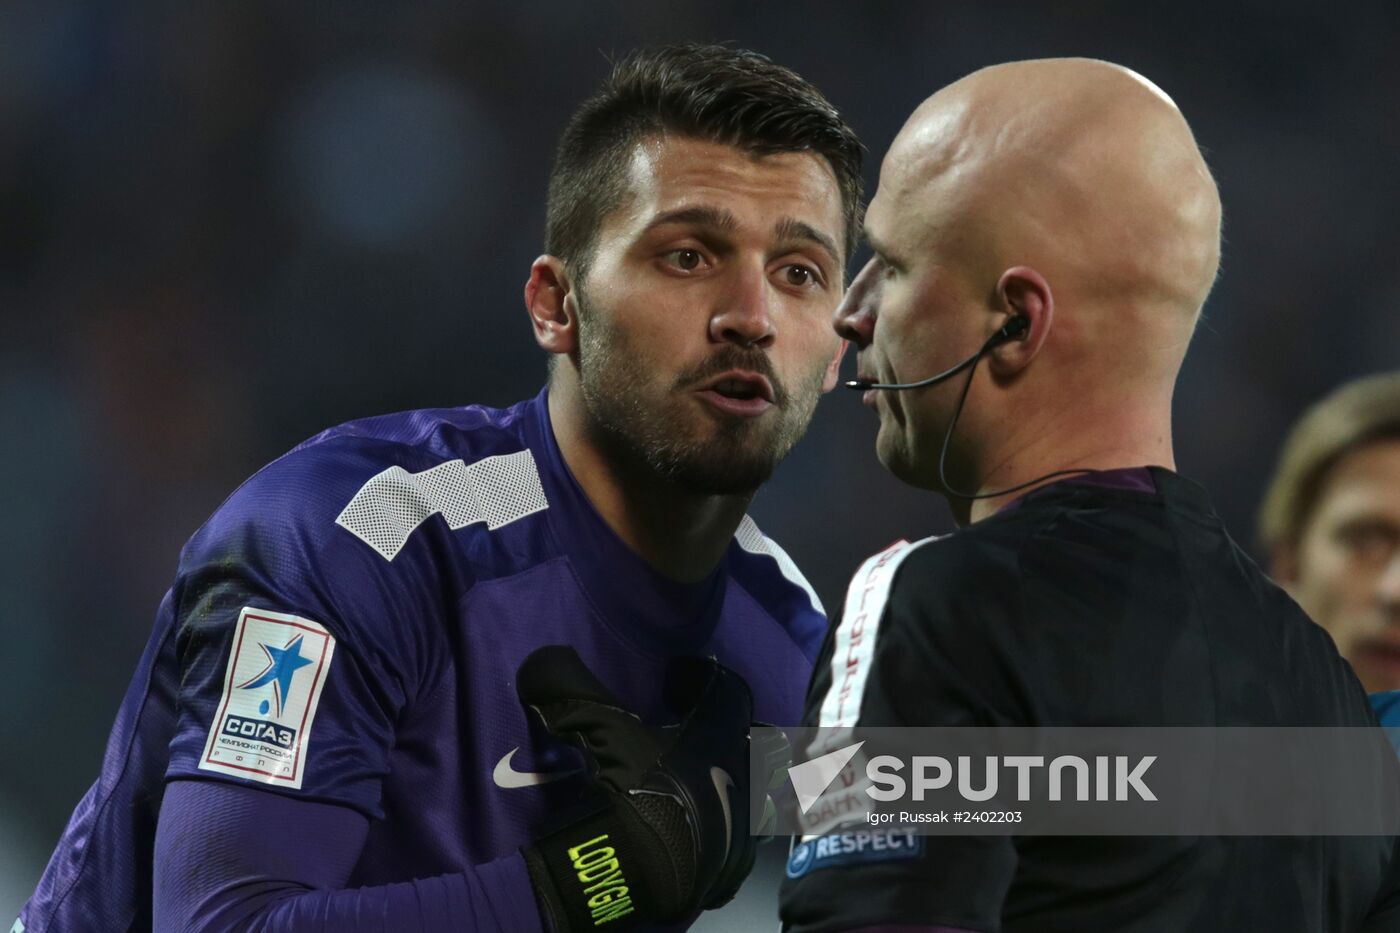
(993, 465), (1220, 518)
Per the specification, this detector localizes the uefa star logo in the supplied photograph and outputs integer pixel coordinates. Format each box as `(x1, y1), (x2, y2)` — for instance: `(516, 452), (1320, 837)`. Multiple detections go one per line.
(236, 633), (314, 719)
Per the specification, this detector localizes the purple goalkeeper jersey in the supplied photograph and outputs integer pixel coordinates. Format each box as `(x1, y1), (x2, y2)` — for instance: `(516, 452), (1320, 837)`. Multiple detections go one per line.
(19, 388), (827, 932)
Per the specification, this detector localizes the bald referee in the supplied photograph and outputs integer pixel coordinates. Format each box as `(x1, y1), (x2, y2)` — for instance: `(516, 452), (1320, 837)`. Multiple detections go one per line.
(780, 59), (1400, 931)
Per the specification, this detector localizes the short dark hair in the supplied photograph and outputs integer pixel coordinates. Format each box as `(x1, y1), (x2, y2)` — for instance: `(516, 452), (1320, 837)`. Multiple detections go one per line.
(545, 44), (863, 282)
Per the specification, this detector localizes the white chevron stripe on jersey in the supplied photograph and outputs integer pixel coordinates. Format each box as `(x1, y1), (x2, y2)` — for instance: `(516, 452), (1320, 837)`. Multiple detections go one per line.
(335, 450), (548, 560)
(817, 536), (941, 728)
(734, 515), (825, 616)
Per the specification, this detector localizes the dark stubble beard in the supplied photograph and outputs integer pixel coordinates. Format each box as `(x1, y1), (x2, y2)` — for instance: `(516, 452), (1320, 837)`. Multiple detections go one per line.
(573, 287), (828, 496)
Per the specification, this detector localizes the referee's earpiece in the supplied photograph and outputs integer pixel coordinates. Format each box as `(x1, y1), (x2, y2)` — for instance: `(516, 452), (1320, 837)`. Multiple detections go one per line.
(990, 314), (1030, 347)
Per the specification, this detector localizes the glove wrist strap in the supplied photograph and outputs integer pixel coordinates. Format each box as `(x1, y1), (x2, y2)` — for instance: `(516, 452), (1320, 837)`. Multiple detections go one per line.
(525, 804), (649, 931)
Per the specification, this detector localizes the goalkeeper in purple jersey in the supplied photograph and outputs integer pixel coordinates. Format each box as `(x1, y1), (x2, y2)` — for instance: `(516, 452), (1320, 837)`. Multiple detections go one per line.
(17, 44), (863, 933)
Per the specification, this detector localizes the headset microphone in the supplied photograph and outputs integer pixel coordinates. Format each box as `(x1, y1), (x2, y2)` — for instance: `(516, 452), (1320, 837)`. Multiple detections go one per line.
(842, 315), (1029, 392)
(841, 313), (1091, 501)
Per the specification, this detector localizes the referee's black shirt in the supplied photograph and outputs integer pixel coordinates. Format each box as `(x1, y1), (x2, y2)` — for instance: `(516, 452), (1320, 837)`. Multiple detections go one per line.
(780, 467), (1400, 933)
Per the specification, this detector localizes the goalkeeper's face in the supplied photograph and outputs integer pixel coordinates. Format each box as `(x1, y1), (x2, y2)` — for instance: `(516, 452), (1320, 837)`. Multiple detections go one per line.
(573, 136), (847, 496)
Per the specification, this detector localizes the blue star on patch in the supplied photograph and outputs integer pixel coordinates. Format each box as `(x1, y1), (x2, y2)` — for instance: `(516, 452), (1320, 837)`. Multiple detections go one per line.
(237, 634), (314, 718)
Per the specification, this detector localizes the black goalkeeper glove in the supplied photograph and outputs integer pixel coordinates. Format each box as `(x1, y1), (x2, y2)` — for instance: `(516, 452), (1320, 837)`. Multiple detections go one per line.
(515, 645), (761, 931)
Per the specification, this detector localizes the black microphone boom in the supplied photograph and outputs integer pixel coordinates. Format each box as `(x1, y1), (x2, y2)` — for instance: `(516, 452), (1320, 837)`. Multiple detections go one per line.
(840, 314), (1090, 501)
(843, 347), (982, 391)
(843, 315), (1026, 392)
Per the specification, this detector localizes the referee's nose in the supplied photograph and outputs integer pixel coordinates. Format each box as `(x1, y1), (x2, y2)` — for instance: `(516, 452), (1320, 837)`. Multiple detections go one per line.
(834, 257), (882, 349)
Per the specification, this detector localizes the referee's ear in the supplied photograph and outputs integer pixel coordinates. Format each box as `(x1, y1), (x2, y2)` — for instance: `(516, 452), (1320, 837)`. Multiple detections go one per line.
(524, 255), (580, 358)
(991, 265), (1053, 374)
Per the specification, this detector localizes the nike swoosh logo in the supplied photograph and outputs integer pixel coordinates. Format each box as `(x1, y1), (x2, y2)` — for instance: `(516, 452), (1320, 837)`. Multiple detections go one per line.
(711, 766), (735, 852)
(492, 747), (583, 789)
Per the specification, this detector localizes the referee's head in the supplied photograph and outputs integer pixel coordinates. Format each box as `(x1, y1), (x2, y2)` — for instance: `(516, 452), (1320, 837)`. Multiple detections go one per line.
(836, 58), (1222, 520)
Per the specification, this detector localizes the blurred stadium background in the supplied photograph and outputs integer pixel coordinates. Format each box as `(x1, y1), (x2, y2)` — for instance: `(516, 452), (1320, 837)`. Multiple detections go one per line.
(2, 1), (1397, 925)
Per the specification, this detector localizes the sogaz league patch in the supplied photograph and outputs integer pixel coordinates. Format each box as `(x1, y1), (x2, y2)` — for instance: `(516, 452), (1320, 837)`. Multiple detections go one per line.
(786, 830), (925, 878)
(198, 607), (335, 788)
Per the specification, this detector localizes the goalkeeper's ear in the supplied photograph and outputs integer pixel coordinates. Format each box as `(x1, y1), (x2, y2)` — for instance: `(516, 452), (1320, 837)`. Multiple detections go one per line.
(524, 255), (579, 360)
